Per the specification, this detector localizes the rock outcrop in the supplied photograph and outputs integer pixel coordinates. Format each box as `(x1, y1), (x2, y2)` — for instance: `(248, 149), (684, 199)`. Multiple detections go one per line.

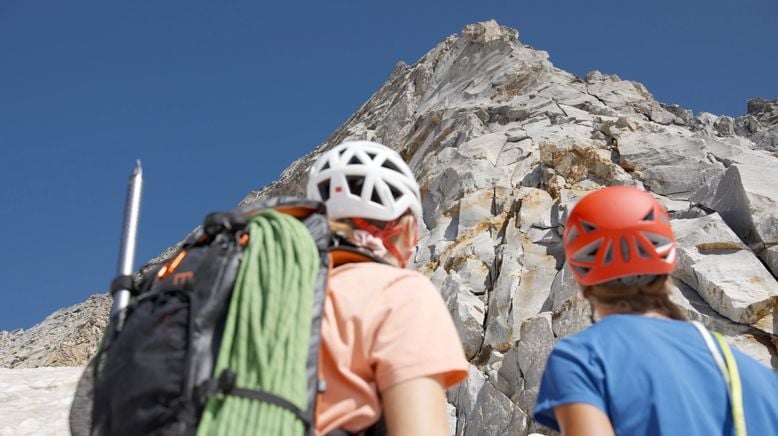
(0, 295), (110, 369)
(734, 98), (778, 152)
(2, 20), (777, 436)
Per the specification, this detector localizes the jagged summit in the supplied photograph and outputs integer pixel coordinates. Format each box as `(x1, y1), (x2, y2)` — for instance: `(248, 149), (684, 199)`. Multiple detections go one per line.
(244, 20), (774, 203)
(2, 21), (776, 435)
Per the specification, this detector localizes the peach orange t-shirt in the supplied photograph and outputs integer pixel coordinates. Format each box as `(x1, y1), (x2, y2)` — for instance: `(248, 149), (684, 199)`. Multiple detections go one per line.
(315, 262), (468, 435)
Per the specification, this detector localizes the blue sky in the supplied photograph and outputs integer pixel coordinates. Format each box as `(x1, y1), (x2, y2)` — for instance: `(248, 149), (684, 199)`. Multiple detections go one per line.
(1, 0), (776, 330)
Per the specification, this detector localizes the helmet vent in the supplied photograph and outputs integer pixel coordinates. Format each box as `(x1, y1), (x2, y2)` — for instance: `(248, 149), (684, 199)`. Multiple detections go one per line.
(348, 155), (364, 166)
(620, 237), (630, 262)
(382, 159), (402, 173)
(573, 239), (602, 263)
(641, 231), (673, 252)
(320, 161), (330, 171)
(317, 180), (331, 201)
(387, 183), (403, 201)
(573, 265), (591, 276)
(602, 242), (614, 266)
(635, 236), (651, 259)
(366, 152), (377, 160)
(371, 189), (383, 205)
(581, 220), (597, 233)
(346, 176), (365, 196)
(566, 226), (579, 244)
(642, 209), (655, 222)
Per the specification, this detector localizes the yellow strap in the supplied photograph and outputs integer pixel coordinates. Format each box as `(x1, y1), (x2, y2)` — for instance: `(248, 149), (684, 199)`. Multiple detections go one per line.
(712, 331), (747, 436)
(691, 321), (729, 383)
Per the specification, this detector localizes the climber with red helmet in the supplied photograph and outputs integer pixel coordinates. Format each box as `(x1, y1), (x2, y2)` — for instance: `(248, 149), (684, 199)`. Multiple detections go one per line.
(533, 186), (778, 436)
(306, 140), (468, 435)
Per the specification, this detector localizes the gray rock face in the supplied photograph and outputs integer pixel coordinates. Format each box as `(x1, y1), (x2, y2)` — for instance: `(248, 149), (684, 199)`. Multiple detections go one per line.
(449, 365), (528, 436)
(442, 274), (487, 359)
(672, 214), (778, 334)
(669, 280), (776, 368)
(736, 98), (778, 152)
(516, 313), (554, 414)
(3, 20), (777, 436)
(703, 164), (778, 277)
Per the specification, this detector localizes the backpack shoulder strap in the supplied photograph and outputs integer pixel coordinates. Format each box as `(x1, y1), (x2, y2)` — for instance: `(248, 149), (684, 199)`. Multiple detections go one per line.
(691, 321), (747, 436)
(691, 321), (729, 380)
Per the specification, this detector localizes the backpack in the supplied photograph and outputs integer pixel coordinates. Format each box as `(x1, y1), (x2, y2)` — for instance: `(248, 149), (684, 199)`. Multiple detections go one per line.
(70, 197), (382, 436)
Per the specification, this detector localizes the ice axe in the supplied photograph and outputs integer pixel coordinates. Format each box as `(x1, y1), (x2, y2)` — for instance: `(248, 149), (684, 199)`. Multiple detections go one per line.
(110, 160), (143, 328)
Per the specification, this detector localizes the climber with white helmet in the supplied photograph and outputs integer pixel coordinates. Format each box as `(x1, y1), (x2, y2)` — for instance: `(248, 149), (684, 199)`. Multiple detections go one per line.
(533, 186), (778, 436)
(306, 140), (467, 435)
(307, 140), (424, 268)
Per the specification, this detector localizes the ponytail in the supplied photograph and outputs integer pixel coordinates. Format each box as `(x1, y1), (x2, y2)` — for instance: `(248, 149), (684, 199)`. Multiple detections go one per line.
(328, 220), (355, 241)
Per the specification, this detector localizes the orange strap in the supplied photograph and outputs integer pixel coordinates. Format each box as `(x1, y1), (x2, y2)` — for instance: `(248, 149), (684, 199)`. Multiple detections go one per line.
(351, 217), (409, 267)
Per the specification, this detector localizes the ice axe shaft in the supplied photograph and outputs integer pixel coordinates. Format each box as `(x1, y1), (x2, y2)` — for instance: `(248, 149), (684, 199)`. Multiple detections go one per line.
(110, 160), (143, 321)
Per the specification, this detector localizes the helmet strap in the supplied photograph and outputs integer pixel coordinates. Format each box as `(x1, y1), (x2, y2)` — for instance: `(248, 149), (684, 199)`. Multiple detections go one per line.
(351, 217), (411, 268)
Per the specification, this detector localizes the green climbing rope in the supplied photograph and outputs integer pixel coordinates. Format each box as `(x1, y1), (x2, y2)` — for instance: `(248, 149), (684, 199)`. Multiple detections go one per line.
(197, 209), (319, 436)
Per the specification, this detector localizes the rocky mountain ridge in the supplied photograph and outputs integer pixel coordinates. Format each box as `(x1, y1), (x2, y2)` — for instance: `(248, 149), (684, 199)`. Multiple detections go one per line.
(1, 20), (777, 436)
(0, 295), (110, 368)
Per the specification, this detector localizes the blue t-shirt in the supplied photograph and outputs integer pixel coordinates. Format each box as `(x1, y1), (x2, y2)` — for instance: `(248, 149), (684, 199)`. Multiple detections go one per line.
(534, 315), (778, 435)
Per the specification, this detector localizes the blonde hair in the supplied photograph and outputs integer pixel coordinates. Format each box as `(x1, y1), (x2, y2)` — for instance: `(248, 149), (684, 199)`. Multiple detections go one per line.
(329, 214), (416, 263)
(582, 275), (686, 321)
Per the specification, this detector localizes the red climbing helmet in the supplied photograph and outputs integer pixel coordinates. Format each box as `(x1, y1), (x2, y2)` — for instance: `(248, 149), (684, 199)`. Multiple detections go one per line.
(563, 186), (677, 286)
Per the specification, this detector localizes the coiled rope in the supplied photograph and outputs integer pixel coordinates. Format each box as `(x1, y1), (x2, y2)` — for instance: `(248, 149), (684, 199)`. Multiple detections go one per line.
(197, 209), (319, 436)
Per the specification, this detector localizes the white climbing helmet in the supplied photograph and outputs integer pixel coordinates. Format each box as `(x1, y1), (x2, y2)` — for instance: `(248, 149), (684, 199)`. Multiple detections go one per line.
(306, 140), (422, 223)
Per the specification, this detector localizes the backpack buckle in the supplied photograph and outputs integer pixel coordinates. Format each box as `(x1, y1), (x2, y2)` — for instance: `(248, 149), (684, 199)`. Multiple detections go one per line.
(217, 369), (237, 393)
(194, 370), (236, 405)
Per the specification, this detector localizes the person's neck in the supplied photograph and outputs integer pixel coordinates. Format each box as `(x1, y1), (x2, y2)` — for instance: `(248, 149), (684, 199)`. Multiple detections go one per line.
(596, 308), (669, 320)
(639, 310), (670, 319)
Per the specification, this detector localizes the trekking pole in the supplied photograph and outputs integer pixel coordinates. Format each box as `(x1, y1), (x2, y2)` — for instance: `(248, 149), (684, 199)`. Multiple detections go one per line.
(110, 160), (143, 327)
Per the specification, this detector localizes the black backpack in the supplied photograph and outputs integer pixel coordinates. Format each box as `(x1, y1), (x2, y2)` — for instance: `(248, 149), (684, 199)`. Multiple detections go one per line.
(69, 197), (383, 436)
